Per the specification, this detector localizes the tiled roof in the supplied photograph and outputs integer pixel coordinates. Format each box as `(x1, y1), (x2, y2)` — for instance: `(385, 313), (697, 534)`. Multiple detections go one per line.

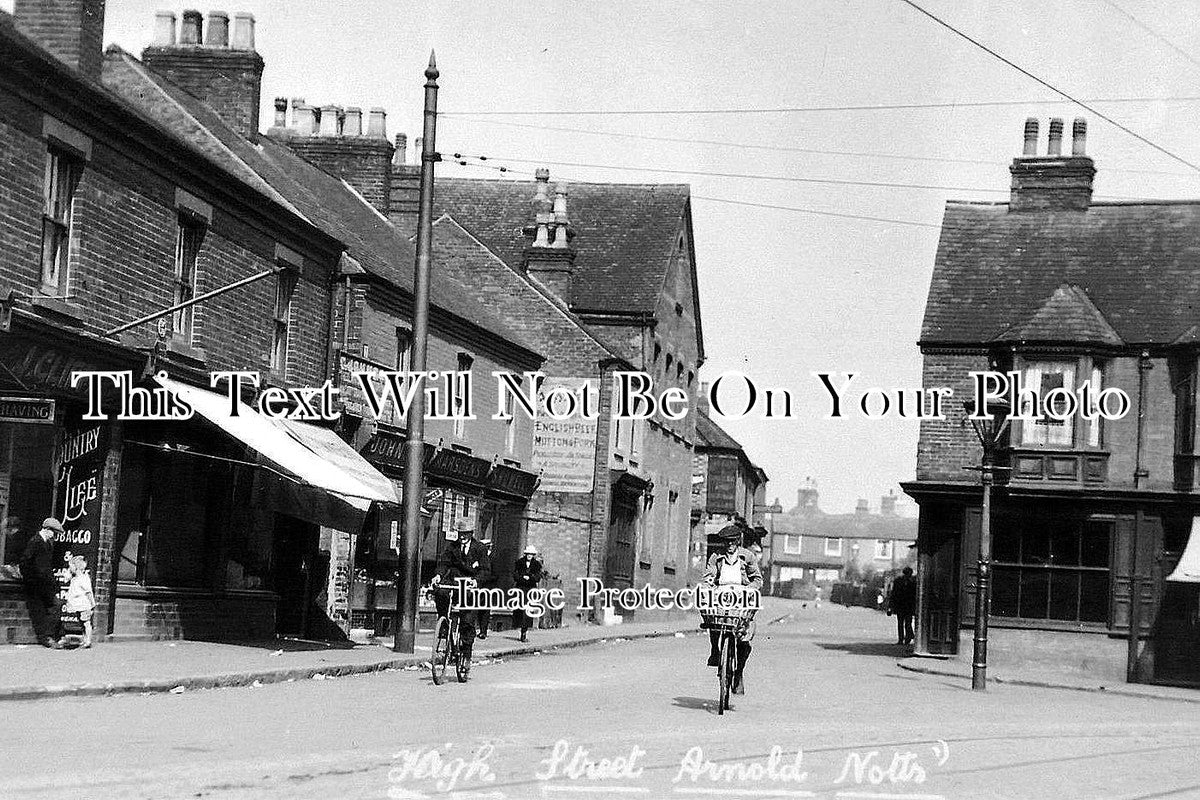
(433, 178), (691, 314)
(995, 284), (1124, 346)
(922, 201), (1200, 346)
(772, 512), (917, 542)
(429, 216), (624, 365)
(695, 411), (745, 451)
(103, 50), (541, 360)
(101, 49), (305, 219)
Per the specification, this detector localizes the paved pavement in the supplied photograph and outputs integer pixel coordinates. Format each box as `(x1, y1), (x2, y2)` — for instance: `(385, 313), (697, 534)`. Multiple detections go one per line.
(0, 602), (1197, 800)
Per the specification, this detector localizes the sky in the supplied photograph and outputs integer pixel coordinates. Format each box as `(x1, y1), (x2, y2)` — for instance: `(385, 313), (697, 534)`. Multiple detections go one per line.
(9, 0), (1200, 514)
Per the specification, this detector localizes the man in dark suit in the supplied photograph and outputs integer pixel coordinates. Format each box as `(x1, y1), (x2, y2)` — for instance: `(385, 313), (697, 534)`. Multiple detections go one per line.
(888, 566), (918, 645)
(512, 545), (544, 642)
(20, 517), (64, 648)
(431, 519), (492, 656)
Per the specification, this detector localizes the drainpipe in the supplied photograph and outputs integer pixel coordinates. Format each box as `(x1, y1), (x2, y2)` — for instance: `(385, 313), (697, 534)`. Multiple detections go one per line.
(1134, 351), (1152, 489)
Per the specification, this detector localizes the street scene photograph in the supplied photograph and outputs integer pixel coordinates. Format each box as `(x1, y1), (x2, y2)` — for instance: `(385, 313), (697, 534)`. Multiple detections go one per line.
(1, 1), (1200, 798)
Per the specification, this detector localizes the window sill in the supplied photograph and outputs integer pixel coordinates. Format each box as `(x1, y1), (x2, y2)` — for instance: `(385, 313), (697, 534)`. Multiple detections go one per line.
(31, 294), (85, 326)
(164, 337), (207, 365)
(115, 582), (276, 598)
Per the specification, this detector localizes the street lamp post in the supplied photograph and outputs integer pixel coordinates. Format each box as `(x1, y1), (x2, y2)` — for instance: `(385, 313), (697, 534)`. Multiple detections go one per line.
(962, 399), (1011, 691)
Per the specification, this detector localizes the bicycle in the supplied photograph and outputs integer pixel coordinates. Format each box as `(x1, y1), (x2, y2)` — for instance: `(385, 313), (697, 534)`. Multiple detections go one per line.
(431, 583), (474, 684)
(700, 604), (755, 714)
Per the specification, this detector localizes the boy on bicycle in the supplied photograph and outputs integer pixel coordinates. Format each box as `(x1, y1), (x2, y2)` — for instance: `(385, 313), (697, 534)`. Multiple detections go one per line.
(430, 519), (492, 657)
(702, 525), (762, 694)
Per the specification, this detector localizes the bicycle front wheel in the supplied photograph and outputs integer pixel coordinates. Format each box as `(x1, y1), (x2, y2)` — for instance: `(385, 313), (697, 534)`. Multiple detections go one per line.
(717, 631), (732, 714)
(431, 617), (451, 685)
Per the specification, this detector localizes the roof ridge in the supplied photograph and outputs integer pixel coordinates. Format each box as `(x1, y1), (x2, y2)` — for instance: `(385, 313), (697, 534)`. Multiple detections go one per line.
(431, 215), (624, 360)
(112, 50), (306, 221)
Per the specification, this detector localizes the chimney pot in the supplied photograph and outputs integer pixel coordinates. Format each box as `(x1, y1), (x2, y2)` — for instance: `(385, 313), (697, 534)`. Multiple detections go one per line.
(343, 107), (363, 137)
(180, 9), (203, 44)
(272, 96), (288, 128)
(1072, 117), (1087, 156)
(318, 105), (341, 136)
(393, 133), (408, 166)
(231, 12), (255, 50)
(1047, 117), (1064, 157)
(367, 107), (387, 138)
(413, 137), (423, 164)
(551, 182), (570, 249)
(205, 10), (229, 47)
(1022, 117), (1039, 156)
(291, 100), (316, 135)
(153, 11), (177, 45)
(534, 168), (550, 206)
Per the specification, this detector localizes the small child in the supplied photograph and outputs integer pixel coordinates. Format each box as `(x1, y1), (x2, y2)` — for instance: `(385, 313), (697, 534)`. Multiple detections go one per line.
(63, 555), (95, 648)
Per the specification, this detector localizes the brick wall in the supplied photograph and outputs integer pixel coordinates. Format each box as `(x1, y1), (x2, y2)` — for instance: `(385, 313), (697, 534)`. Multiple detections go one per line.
(285, 137), (393, 214)
(13, 0), (105, 78)
(915, 352), (990, 482)
(140, 47), (264, 139)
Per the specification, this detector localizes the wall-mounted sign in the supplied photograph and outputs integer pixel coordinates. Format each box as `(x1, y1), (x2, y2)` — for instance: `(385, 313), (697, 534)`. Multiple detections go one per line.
(52, 420), (109, 580)
(0, 397), (55, 424)
(531, 377), (598, 493)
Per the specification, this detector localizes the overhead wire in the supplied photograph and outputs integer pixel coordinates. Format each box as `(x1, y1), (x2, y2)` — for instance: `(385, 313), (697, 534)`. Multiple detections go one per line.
(1098, 0), (1200, 74)
(442, 115), (1197, 179)
(894, 0), (1200, 174)
(443, 96), (1200, 116)
(443, 156), (943, 229)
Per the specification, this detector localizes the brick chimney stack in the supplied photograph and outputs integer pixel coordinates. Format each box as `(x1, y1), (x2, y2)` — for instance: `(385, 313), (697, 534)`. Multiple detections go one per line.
(14, 0), (108, 79)
(388, 133), (419, 232)
(141, 9), (265, 139)
(1009, 116), (1095, 212)
(269, 99), (395, 214)
(880, 490), (897, 517)
(523, 169), (576, 304)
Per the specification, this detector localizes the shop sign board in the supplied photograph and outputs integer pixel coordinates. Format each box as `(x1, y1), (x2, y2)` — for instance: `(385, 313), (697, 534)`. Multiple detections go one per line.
(0, 397), (55, 424)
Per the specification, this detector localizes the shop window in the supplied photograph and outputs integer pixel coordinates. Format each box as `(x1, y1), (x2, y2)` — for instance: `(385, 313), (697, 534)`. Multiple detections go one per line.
(991, 517), (1112, 623)
(0, 424), (57, 580)
(270, 269), (299, 377)
(663, 488), (680, 566)
(824, 537), (842, 556)
(173, 215), (205, 343)
(784, 534), (801, 555)
(503, 379), (518, 454)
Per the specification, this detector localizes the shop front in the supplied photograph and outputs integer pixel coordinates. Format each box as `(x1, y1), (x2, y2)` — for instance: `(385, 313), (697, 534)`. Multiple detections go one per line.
(109, 376), (398, 642)
(350, 428), (538, 635)
(0, 308), (143, 644)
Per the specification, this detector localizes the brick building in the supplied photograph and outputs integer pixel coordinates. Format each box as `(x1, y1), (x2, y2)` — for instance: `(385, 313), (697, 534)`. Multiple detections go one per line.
(769, 480), (915, 596)
(903, 117), (1200, 686)
(427, 175), (706, 620)
(0, 2), (400, 644)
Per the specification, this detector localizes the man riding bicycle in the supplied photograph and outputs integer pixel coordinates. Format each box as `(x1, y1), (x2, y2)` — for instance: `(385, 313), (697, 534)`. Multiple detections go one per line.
(430, 519), (492, 658)
(702, 524), (762, 695)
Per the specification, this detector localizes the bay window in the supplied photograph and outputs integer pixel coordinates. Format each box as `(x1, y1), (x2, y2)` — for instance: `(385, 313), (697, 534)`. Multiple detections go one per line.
(1017, 357), (1104, 448)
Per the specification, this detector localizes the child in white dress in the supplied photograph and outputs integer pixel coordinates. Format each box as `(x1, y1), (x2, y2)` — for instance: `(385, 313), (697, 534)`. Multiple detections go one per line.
(64, 555), (95, 648)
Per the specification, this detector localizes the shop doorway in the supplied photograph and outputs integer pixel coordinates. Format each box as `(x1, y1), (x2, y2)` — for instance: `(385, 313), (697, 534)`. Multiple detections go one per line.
(605, 487), (639, 588)
(272, 514), (322, 638)
(918, 504), (961, 655)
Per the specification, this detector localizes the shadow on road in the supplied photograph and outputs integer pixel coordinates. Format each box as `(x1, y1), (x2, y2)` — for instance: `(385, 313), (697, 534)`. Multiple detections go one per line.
(815, 641), (912, 658)
(672, 696), (719, 714)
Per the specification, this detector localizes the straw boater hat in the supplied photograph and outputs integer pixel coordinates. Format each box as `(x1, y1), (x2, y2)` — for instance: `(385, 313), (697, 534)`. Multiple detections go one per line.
(523, 545), (538, 555)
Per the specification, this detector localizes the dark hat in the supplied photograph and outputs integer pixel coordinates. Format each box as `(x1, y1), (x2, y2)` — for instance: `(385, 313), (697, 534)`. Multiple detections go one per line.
(41, 517), (64, 534)
(710, 523), (743, 543)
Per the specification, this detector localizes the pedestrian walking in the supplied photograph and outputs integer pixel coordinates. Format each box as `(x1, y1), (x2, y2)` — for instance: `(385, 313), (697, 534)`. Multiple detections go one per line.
(20, 517), (64, 648)
(888, 566), (917, 645)
(512, 546), (544, 642)
(477, 537), (495, 640)
(63, 553), (96, 648)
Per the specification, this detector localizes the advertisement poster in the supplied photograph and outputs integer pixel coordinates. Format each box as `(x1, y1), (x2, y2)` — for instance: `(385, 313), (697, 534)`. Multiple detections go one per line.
(530, 377), (599, 493)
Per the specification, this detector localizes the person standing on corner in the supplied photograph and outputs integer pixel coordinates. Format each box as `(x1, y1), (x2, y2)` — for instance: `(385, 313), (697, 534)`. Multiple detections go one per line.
(512, 545), (544, 642)
(20, 518), (65, 648)
(888, 566), (918, 646)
